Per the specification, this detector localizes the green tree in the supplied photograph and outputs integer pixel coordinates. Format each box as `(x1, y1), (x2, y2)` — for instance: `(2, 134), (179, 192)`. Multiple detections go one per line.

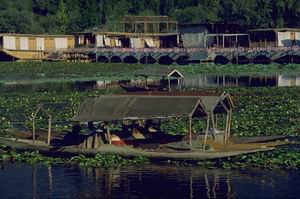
(55, 0), (69, 33)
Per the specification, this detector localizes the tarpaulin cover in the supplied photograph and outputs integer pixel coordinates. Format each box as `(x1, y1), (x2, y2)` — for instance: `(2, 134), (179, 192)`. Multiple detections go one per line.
(71, 94), (231, 122)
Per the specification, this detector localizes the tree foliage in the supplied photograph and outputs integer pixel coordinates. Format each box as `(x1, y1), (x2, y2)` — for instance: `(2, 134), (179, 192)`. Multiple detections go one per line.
(0, 0), (299, 34)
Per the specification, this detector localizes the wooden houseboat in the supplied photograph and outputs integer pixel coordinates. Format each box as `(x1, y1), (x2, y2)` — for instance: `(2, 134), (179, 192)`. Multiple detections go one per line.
(0, 33), (75, 61)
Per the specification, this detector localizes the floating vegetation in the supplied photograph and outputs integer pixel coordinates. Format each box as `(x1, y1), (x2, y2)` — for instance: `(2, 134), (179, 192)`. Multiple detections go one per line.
(1, 144), (300, 170)
(0, 145), (149, 168)
(218, 148), (300, 170)
(162, 87), (300, 136)
(0, 86), (299, 137)
(0, 88), (124, 134)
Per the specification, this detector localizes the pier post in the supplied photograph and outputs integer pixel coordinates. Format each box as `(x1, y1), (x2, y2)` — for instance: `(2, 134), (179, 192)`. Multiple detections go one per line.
(189, 116), (192, 149)
(47, 116), (52, 145)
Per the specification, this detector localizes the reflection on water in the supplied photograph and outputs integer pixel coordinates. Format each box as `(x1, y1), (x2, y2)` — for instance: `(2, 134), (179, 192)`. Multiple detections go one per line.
(0, 75), (299, 93)
(183, 75), (300, 88)
(0, 163), (299, 199)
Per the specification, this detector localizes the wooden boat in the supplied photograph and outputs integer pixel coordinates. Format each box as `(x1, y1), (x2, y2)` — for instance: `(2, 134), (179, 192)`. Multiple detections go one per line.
(120, 67), (184, 92)
(0, 130), (291, 161)
(0, 93), (292, 162)
(119, 83), (157, 92)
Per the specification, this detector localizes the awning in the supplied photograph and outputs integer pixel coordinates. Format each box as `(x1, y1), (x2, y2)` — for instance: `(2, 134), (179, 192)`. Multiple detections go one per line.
(145, 38), (156, 47)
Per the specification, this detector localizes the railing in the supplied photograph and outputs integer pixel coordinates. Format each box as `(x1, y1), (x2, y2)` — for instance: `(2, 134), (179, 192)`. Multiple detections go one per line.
(48, 46), (300, 55)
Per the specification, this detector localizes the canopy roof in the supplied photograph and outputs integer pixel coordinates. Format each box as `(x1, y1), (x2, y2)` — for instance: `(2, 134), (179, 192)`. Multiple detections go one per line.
(135, 67), (184, 78)
(71, 93), (233, 122)
(121, 91), (234, 113)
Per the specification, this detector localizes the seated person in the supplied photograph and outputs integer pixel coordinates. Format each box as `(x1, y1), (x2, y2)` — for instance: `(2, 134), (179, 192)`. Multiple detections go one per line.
(62, 124), (85, 146)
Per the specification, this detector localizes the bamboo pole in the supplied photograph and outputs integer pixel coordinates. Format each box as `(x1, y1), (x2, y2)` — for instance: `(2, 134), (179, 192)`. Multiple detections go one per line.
(168, 77), (171, 91)
(47, 116), (52, 145)
(225, 111), (230, 143)
(203, 115), (210, 150)
(107, 125), (112, 145)
(229, 110), (232, 139)
(211, 113), (216, 139)
(32, 116), (36, 144)
(189, 116), (192, 150)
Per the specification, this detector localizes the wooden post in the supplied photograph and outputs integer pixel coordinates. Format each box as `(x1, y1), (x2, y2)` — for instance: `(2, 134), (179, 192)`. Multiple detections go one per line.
(32, 116), (36, 144)
(215, 114), (218, 129)
(107, 124), (111, 145)
(189, 116), (192, 150)
(248, 34), (251, 47)
(211, 113), (216, 139)
(145, 76), (148, 87)
(203, 114), (210, 150)
(225, 111), (230, 143)
(47, 116), (52, 145)
(229, 109), (234, 136)
(168, 77), (171, 91)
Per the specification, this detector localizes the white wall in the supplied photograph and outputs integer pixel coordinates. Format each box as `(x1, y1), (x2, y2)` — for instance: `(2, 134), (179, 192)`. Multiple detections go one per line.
(3, 36), (16, 50)
(96, 35), (104, 47)
(19, 37), (29, 50)
(55, 38), (68, 49)
(277, 32), (291, 47)
(36, 38), (45, 51)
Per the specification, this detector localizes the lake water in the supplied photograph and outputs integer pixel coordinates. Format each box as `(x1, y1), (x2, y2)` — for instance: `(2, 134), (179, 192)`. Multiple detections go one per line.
(0, 74), (299, 93)
(0, 163), (299, 199)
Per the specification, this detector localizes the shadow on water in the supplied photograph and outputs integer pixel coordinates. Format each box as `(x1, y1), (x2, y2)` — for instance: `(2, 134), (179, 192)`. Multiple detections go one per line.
(0, 163), (300, 199)
(0, 74), (300, 93)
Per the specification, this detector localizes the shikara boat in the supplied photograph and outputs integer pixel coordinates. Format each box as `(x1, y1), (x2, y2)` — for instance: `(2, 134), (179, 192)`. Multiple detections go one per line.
(120, 67), (184, 92)
(0, 130), (290, 161)
(0, 91), (291, 161)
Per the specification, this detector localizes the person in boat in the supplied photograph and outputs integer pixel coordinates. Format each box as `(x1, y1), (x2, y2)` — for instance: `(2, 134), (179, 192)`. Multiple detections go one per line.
(87, 121), (96, 135)
(62, 123), (85, 146)
(97, 122), (109, 144)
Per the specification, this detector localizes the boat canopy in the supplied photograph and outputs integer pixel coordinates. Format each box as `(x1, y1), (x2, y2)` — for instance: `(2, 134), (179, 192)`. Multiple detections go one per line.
(71, 93), (233, 122)
(135, 67), (184, 78)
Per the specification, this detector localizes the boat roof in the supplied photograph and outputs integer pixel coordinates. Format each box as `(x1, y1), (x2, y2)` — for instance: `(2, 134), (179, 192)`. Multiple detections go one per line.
(121, 91), (234, 112)
(71, 94), (233, 122)
(135, 67), (184, 78)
